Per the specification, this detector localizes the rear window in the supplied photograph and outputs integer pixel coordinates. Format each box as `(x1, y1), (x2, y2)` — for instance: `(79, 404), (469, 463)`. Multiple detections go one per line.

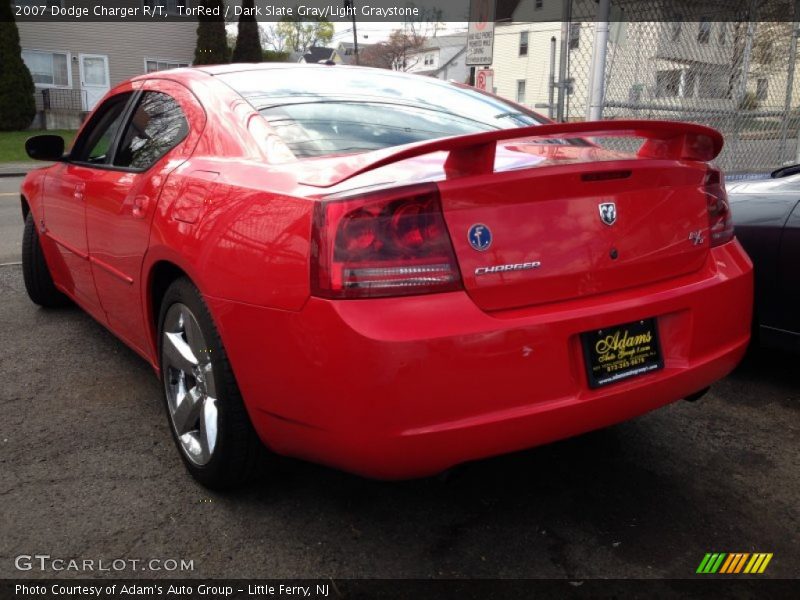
(217, 67), (548, 159)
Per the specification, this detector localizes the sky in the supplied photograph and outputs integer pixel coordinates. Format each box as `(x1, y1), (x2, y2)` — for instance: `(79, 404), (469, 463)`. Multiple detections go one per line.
(226, 20), (468, 52)
(331, 21), (467, 45)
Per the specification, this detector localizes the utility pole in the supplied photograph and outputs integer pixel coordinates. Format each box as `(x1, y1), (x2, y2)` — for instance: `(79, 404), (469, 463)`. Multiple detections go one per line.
(587, 0), (610, 121)
(556, 0), (572, 122)
(344, 0), (359, 65)
(548, 36), (556, 119)
(781, 20), (799, 161)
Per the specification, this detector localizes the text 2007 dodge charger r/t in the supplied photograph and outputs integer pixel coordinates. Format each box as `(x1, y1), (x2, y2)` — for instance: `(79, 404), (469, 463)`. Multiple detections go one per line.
(20, 65), (753, 488)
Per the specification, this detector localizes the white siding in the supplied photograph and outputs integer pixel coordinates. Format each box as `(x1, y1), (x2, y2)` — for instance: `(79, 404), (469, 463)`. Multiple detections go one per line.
(490, 22), (563, 111)
(407, 49), (439, 73)
(17, 21), (196, 92)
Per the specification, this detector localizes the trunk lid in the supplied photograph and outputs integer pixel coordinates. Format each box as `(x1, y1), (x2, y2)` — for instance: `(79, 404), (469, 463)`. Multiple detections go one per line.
(437, 145), (710, 311)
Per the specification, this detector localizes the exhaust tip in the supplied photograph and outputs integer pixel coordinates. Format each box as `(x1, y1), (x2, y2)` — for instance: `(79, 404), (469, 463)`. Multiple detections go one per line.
(684, 387), (711, 403)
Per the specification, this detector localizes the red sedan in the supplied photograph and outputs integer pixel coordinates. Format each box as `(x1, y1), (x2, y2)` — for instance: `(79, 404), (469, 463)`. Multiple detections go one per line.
(20, 64), (753, 488)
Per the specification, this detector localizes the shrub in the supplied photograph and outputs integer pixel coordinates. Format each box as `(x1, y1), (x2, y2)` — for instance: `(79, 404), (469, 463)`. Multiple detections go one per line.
(232, 0), (262, 63)
(0, 2), (36, 131)
(194, 0), (230, 65)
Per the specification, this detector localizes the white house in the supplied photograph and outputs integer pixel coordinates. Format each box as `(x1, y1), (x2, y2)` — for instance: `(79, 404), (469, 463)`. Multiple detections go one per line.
(15, 0), (195, 128)
(488, 0), (779, 121)
(405, 33), (469, 83)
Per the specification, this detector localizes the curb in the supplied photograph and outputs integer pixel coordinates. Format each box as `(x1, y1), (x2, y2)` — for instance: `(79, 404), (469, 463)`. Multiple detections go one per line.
(0, 163), (51, 178)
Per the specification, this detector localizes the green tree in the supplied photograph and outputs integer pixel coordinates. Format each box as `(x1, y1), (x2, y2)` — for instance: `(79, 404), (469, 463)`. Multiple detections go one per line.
(276, 17), (334, 53)
(0, 1), (36, 131)
(194, 0), (230, 65)
(232, 0), (262, 63)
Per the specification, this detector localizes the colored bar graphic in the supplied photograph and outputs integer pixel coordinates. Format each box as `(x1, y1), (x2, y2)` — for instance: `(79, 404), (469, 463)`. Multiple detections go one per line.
(697, 554), (713, 573)
(733, 553), (749, 573)
(710, 553), (726, 573)
(719, 554), (735, 573)
(720, 553), (740, 574)
(758, 554), (773, 573)
(744, 554), (761, 574)
(697, 553), (727, 573)
(699, 552), (773, 574)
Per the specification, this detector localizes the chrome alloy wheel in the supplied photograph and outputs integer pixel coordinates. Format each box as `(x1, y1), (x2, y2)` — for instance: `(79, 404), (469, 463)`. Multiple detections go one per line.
(162, 302), (218, 466)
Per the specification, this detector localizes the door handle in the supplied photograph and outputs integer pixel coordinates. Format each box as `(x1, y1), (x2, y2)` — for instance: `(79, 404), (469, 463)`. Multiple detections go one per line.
(73, 182), (85, 201)
(132, 194), (150, 218)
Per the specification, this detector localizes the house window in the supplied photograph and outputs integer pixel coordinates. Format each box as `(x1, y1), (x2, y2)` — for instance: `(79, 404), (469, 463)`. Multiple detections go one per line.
(569, 23), (581, 50)
(142, 0), (187, 15)
(145, 59), (190, 74)
(516, 80), (526, 104)
(519, 31), (529, 56)
(756, 78), (769, 101)
(655, 70), (681, 98)
(697, 71), (728, 99)
(424, 53), (434, 66)
(698, 19), (711, 44)
(535, 0), (544, 9)
(655, 68), (727, 100)
(21, 49), (70, 88)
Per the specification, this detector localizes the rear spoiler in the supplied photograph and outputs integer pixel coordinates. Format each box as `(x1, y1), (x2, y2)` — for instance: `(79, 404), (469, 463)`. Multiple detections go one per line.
(296, 120), (723, 188)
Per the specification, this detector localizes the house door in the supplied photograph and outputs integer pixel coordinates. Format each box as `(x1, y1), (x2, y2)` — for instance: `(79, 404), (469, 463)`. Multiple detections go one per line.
(79, 54), (110, 111)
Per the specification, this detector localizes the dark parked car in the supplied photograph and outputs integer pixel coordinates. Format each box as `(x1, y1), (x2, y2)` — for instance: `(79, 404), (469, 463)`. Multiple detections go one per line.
(728, 168), (800, 351)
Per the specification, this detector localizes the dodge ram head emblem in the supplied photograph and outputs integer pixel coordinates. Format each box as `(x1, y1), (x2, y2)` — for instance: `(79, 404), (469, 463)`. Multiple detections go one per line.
(599, 202), (617, 226)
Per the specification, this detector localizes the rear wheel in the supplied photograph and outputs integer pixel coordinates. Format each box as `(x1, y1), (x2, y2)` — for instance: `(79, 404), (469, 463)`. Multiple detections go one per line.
(158, 278), (266, 488)
(22, 212), (69, 307)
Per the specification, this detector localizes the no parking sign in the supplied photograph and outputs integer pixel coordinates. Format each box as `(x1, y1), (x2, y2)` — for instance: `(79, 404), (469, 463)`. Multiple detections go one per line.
(476, 69), (494, 92)
(467, 0), (495, 66)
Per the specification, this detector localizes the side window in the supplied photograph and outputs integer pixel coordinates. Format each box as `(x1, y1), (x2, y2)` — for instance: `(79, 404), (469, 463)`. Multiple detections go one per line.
(70, 93), (133, 164)
(114, 91), (189, 170)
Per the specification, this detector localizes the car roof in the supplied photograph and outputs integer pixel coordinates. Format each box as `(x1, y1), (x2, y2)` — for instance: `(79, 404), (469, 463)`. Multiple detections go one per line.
(192, 63), (367, 76)
(131, 63), (430, 88)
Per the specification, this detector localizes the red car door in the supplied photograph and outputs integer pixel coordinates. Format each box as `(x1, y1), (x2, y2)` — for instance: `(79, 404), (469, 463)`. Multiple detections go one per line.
(84, 80), (205, 355)
(41, 92), (134, 315)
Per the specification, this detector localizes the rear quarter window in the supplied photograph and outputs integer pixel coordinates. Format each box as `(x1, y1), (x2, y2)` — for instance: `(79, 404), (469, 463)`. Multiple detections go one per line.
(114, 91), (189, 170)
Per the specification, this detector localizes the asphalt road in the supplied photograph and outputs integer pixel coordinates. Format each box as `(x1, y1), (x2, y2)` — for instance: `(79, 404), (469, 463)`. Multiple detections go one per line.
(0, 174), (797, 581)
(0, 176), (24, 264)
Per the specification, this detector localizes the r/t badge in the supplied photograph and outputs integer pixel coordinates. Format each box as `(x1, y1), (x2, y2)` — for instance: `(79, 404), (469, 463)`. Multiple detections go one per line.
(689, 230), (705, 245)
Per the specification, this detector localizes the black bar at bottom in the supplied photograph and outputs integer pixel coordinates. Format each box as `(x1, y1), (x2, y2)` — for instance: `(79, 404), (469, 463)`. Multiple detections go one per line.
(1, 579), (795, 600)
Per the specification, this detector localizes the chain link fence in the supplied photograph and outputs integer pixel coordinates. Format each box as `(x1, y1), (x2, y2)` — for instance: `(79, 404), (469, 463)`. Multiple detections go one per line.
(557, 0), (800, 173)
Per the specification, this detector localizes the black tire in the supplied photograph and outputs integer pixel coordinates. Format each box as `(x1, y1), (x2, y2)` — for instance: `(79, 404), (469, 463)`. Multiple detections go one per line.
(158, 277), (267, 489)
(22, 212), (70, 308)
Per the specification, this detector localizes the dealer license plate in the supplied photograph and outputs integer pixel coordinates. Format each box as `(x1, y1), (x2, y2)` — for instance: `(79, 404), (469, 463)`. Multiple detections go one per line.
(580, 318), (664, 389)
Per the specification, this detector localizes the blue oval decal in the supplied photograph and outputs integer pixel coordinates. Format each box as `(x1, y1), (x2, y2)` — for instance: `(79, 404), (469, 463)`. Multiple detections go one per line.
(468, 224), (492, 251)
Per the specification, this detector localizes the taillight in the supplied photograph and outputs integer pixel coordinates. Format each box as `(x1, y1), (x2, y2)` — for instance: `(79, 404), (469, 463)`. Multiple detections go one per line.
(705, 169), (734, 247)
(311, 183), (463, 299)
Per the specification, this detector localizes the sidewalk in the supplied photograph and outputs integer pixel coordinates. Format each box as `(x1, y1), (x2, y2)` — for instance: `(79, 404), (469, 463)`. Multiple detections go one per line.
(0, 162), (52, 177)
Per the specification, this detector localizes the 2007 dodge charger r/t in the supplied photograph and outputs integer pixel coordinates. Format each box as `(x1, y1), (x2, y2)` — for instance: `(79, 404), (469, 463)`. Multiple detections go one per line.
(20, 64), (753, 488)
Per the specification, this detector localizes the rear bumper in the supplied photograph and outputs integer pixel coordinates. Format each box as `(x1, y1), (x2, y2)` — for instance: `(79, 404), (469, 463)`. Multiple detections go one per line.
(208, 241), (753, 479)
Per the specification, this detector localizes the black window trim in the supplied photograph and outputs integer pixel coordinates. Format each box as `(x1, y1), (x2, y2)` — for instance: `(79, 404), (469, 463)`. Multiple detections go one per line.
(68, 90), (142, 172)
(68, 89), (190, 174)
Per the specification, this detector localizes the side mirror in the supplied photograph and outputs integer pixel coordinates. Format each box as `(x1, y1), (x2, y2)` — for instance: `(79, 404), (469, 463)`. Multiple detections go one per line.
(25, 135), (65, 161)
